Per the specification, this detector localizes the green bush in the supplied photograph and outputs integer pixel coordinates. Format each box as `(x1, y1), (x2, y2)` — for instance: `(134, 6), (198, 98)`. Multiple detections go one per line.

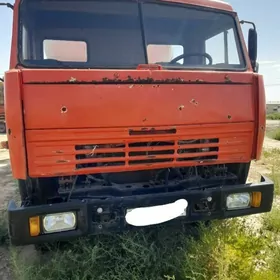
(267, 113), (280, 120)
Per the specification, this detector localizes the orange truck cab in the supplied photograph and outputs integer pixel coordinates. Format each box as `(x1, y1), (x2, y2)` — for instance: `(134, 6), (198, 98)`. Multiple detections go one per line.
(1, 0), (274, 246)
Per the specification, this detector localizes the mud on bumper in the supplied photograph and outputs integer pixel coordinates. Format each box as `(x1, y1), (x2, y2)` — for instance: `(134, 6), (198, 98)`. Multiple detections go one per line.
(8, 176), (274, 246)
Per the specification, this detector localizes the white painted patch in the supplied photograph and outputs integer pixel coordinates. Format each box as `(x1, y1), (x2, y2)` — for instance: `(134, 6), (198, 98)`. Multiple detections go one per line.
(125, 199), (188, 227)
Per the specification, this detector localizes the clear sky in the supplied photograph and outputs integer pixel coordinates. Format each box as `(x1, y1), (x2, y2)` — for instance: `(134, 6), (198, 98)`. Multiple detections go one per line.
(0, 0), (279, 101)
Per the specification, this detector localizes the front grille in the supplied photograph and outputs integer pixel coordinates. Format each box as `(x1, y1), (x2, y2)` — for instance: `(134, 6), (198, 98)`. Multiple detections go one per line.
(26, 123), (254, 177)
(75, 137), (219, 170)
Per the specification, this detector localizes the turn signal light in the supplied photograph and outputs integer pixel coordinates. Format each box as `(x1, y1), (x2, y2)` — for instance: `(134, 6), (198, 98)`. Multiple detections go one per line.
(251, 192), (262, 207)
(29, 216), (40, 237)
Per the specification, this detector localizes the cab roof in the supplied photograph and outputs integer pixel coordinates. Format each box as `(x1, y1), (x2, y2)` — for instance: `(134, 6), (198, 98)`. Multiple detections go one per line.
(16, 0), (234, 12)
(161, 0), (233, 12)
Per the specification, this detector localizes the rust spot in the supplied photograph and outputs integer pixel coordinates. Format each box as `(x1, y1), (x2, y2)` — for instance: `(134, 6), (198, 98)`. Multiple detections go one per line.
(178, 105), (185, 111)
(61, 106), (68, 113)
(114, 72), (120, 79)
(261, 126), (265, 130)
(8, 128), (11, 135)
(100, 76), (187, 84)
(130, 128), (175, 135)
(227, 115), (232, 120)
(225, 75), (232, 83)
(69, 77), (77, 83)
(56, 159), (69, 163)
(27, 77), (245, 85)
(190, 99), (198, 106)
(143, 118), (147, 122)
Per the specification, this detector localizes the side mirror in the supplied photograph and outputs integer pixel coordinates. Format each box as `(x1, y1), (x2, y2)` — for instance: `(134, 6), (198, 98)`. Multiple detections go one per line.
(240, 20), (258, 73)
(248, 28), (258, 71)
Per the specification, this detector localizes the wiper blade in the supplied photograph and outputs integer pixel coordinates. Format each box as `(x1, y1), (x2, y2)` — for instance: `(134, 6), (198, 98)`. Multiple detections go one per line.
(23, 59), (74, 68)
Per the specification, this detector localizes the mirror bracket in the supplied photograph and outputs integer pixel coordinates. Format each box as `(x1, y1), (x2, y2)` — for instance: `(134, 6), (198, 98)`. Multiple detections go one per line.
(0, 3), (14, 9)
(240, 20), (256, 30)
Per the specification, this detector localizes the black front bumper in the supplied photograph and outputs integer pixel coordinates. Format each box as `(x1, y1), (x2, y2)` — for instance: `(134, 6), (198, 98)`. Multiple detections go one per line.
(8, 176), (274, 246)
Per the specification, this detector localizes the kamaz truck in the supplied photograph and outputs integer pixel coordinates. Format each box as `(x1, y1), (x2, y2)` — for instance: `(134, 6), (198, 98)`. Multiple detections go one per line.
(0, 0), (274, 246)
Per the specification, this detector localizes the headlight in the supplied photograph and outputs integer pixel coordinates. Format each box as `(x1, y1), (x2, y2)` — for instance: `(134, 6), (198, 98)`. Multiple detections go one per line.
(226, 193), (251, 210)
(43, 212), (76, 233)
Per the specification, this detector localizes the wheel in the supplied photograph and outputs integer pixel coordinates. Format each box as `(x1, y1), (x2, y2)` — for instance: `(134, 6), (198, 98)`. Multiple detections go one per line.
(18, 179), (29, 202)
(228, 162), (251, 184)
(0, 122), (6, 134)
(18, 178), (60, 205)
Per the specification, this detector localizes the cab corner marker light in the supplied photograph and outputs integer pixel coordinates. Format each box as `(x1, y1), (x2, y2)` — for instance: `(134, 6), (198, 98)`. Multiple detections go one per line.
(251, 192), (262, 208)
(29, 216), (40, 237)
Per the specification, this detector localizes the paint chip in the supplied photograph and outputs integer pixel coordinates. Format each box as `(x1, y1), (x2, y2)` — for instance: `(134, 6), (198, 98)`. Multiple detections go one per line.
(69, 77), (77, 83)
(190, 99), (198, 106)
(225, 75), (232, 83)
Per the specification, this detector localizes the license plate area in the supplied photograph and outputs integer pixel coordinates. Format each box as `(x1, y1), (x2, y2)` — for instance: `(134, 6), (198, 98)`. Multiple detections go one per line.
(125, 199), (188, 227)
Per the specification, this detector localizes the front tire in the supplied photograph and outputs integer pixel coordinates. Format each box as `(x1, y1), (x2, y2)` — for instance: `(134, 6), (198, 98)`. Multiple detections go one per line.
(0, 122), (6, 134)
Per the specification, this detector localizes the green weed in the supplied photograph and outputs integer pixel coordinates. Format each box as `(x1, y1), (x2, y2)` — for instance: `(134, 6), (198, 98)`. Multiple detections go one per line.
(11, 220), (277, 280)
(267, 128), (280, 141)
(263, 207), (280, 233)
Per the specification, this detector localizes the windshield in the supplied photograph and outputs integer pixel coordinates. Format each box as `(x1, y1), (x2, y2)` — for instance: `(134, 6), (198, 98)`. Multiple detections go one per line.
(19, 0), (245, 70)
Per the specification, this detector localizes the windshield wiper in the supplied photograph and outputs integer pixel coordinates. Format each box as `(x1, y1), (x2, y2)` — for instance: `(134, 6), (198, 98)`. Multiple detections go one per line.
(23, 59), (75, 68)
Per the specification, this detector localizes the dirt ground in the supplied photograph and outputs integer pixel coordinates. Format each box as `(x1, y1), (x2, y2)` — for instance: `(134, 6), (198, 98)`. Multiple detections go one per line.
(0, 122), (279, 279)
(0, 135), (16, 210)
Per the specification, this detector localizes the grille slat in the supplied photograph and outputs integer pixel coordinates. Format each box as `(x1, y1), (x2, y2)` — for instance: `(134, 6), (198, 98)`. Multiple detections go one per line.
(74, 136), (220, 170)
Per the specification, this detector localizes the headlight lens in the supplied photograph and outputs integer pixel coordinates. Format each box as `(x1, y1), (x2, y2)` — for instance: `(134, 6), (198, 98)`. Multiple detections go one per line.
(226, 193), (251, 210)
(43, 212), (76, 233)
